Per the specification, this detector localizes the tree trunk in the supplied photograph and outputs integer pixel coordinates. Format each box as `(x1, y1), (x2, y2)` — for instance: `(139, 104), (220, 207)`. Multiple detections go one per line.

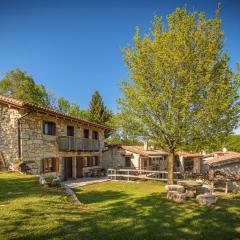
(167, 150), (175, 184)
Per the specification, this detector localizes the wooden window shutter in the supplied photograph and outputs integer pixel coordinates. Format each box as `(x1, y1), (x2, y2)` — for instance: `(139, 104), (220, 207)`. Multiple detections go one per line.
(55, 158), (60, 172)
(87, 157), (92, 167)
(96, 156), (99, 166)
(52, 158), (56, 172)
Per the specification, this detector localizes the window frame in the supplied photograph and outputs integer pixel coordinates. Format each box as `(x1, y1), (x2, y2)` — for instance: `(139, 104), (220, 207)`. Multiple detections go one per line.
(42, 158), (59, 173)
(67, 126), (74, 136)
(125, 157), (131, 168)
(92, 156), (99, 166)
(92, 131), (99, 140)
(43, 121), (56, 136)
(83, 129), (89, 139)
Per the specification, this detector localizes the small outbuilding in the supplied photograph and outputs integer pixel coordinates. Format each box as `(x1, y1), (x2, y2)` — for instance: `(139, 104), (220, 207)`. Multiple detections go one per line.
(204, 152), (240, 174)
(102, 145), (169, 171)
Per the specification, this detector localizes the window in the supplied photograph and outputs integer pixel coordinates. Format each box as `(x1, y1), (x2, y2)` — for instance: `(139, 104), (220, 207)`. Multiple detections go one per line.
(67, 126), (74, 136)
(87, 156), (92, 167)
(84, 129), (89, 138)
(92, 131), (99, 140)
(92, 156), (99, 166)
(42, 158), (59, 173)
(125, 157), (131, 167)
(43, 121), (56, 135)
(144, 159), (148, 168)
(84, 157), (88, 167)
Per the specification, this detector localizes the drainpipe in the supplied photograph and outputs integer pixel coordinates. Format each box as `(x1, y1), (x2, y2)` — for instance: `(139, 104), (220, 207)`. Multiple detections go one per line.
(17, 110), (33, 159)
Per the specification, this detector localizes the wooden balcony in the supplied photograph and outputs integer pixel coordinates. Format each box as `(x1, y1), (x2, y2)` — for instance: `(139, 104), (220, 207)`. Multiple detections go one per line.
(58, 136), (100, 152)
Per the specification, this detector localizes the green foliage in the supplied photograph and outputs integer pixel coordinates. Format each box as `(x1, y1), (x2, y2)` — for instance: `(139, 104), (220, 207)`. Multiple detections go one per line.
(118, 6), (240, 153)
(57, 97), (88, 119)
(106, 113), (140, 144)
(225, 134), (240, 152)
(0, 68), (51, 107)
(0, 69), (113, 125)
(88, 91), (112, 124)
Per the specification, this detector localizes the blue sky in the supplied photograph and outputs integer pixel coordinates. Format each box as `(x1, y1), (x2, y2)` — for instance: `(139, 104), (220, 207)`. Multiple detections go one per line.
(0, 0), (239, 132)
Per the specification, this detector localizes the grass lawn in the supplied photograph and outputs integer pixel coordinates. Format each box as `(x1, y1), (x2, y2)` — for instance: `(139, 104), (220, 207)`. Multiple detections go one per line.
(0, 172), (240, 240)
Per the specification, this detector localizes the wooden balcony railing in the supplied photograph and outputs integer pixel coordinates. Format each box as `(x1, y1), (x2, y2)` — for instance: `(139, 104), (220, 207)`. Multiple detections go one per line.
(107, 168), (183, 182)
(58, 136), (100, 152)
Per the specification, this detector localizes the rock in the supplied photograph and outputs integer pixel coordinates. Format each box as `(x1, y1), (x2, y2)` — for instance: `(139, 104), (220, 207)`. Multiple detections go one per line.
(165, 184), (185, 193)
(167, 191), (178, 200)
(51, 177), (61, 187)
(196, 185), (212, 195)
(185, 190), (195, 198)
(8, 162), (14, 171)
(39, 175), (47, 185)
(167, 191), (186, 203)
(233, 181), (240, 193)
(196, 194), (217, 206)
(62, 185), (81, 205)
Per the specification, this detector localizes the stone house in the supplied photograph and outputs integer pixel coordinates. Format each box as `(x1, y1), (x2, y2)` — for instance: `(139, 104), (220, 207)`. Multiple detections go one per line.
(102, 145), (169, 170)
(102, 145), (204, 173)
(203, 151), (240, 174)
(177, 152), (204, 174)
(0, 95), (110, 180)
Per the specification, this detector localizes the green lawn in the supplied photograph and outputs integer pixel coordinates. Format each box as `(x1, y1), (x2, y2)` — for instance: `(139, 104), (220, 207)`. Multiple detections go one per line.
(0, 172), (240, 240)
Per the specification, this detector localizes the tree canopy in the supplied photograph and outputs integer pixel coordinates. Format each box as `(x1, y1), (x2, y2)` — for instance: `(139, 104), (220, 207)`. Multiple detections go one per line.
(57, 97), (88, 119)
(118, 6), (240, 183)
(0, 68), (50, 107)
(225, 134), (240, 152)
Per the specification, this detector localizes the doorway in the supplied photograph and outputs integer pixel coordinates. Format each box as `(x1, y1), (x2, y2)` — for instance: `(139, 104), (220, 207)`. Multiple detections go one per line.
(64, 157), (72, 180)
(76, 156), (84, 178)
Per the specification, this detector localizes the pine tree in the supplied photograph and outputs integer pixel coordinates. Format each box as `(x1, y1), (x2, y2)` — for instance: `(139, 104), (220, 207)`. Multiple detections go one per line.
(88, 91), (112, 124)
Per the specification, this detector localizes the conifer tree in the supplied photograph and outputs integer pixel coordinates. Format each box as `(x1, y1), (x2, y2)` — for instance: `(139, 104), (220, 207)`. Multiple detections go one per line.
(88, 91), (112, 124)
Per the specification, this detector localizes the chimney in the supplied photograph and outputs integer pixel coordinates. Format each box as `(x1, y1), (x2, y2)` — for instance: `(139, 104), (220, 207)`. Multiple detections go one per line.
(143, 141), (148, 151)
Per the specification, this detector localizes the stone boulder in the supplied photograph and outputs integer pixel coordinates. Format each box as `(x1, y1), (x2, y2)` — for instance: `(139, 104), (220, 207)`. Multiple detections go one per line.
(167, 191), (186, 203)
(196, 185), (213, 195)
(196, 194), (217, 206)
(185, 190), (195, 198)
(39, 175), (47, 185)
(165, 184), (185, 193)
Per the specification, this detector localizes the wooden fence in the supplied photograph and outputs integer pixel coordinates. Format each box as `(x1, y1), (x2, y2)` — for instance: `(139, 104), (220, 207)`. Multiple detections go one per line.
(107, 168), (183, 182)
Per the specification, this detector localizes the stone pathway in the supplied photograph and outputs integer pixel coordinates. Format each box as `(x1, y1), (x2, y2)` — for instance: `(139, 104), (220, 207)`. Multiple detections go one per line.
(61, 177), (110, 188)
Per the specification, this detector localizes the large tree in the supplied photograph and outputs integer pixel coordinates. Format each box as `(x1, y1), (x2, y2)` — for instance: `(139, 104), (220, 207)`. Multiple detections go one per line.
(118, 7), (240, 183)
(0, 68), (50, 107)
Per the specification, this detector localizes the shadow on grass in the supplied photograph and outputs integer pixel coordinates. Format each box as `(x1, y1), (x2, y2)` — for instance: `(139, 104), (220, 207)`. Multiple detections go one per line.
(1, 173), (240, 240)
(75, 190), (129, 204)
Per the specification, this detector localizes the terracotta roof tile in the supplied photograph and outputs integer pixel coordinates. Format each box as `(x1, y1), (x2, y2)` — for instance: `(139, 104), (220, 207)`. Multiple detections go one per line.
(0, 95), (111, 130)
(204, 152), (240, 166)
(121, 145), (168, 157)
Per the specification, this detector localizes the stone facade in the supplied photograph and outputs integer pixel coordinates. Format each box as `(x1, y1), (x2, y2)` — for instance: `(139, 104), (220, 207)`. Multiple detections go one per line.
(0, 104), (21, 165)
(0, 100), (105, 179)
(102, 145), (168, 170)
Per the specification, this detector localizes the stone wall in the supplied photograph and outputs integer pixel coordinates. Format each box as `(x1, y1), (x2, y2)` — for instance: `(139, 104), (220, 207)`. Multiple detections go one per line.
(0, 104), (22, 165)
(20, 112), (104, 176)
(102, 147), (142, 170)
(102, 146), (126, 169)
(0, 103), (105, 177)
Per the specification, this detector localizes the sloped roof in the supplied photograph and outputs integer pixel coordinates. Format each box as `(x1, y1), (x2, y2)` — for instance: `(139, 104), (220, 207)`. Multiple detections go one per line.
(121, 145), (168, 157)
(204, 152), (240, 166)
(203, 151), (238, 158)
(0, 95), (111, 130)
(177, 152), (203, 158)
